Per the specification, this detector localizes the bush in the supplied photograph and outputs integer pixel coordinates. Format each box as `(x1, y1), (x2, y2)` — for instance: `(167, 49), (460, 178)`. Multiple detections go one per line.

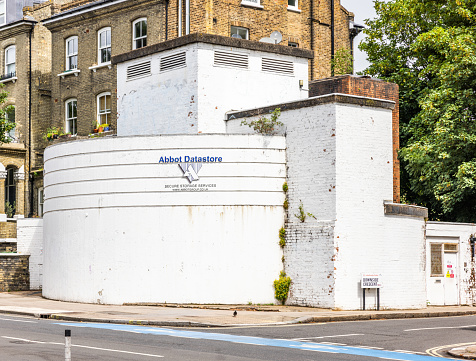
(273, 271), (291, 305)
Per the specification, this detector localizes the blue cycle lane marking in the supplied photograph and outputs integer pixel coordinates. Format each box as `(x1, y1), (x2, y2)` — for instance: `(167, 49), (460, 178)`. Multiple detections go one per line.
(55, 322), (441, 361)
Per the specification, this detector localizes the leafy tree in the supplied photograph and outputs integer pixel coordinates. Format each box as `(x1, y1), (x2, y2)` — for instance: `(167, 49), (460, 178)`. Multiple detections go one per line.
(0, 84), (15, 144)
(360, 0), (476, 222)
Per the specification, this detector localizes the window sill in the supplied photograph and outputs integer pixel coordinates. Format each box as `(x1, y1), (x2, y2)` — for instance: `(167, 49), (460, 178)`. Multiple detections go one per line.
(0, 77), (17, 84)
(240, 1), (264, 9)
(57, 69), (81, 79)
(287, 6), (301, 13)
(89, 62), (113, 72)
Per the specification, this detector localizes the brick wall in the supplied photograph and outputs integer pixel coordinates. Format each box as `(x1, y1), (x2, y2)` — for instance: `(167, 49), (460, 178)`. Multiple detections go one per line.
(0, 255), (29, 291)
(46, 0), (165, 137)
(0, 221), (17, 238)
(309, 75), (400, 203)
(0, 242), (17, 253)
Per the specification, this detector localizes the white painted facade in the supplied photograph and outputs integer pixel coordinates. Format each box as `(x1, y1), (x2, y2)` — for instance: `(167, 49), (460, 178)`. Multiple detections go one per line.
(426, 221), (476, 306)
(16, 219), (44, 290)
(42, 135), (285, 304)
(116, 42), (309, 136)
(227, 96), (427, 309)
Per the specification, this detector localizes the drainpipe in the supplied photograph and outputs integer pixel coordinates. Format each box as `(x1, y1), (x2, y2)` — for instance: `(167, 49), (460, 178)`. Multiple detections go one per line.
(178, 0), (182, 36)
(185, 0), (190, 35)
(165, 0), (169, 40)
(331, 0), (335, 76)
(310, 0), (314, 80)
(28, 25), (33, 218)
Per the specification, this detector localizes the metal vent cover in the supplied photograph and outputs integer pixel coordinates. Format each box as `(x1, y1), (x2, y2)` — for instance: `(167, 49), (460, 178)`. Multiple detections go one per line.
(214, 51), (249, 69)
(160, 52), (186, 72)
(126, 61), (151, 80)
(261, 57), (294, 76)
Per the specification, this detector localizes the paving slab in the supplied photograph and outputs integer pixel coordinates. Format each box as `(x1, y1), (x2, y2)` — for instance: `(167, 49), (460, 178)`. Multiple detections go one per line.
(1, 291), (476, 327)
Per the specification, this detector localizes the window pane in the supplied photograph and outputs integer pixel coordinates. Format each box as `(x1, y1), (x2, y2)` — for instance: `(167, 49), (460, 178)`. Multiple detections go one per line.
(135, 22), (141, 38)
(431, 244), (443, 275)
(288, 0), (296, 6)
(141, 21), (147, 37)
(105, 95), (111, 111)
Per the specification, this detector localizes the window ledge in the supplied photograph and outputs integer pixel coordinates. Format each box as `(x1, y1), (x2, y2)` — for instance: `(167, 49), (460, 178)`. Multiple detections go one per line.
(89, 63), (112, 72)
(240, 1), (264, 9)
(0, 77), (17, 84)
(58, 69), (81, 79)
(287, 6), (301, 13)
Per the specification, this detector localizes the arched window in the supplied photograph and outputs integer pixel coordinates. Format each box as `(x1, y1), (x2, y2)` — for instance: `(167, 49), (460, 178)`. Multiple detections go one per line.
(97, 92), (111, 125)
(98, 27), (111, 64)
(132, 18), (147, 50)
(65, 36), (78, 71)
(5, 45), (15, 77)
(5, 105), (15, 141)
(65, 99), (77, 135)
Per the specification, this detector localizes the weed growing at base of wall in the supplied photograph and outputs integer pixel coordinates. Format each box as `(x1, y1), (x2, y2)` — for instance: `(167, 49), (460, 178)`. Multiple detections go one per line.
(240, 108), (283, 135)
(282, 182), (288, 193)
(274, 271), (291, 305)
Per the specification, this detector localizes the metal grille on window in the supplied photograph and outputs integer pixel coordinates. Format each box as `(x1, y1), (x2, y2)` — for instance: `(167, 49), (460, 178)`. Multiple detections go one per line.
(431, 244), (443, 276)
(262, 57), (294, 75)
(213, 51), (249, 69)
(126, 61), (151, 80)
(160, 52), (186, 72)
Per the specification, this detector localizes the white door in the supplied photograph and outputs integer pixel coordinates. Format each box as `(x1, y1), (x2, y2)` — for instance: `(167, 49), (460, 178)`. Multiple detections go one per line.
(443, 252), (458, 305)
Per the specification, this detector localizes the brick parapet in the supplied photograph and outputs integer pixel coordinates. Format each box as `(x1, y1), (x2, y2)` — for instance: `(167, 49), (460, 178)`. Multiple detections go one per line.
(0, 254), (30, 292)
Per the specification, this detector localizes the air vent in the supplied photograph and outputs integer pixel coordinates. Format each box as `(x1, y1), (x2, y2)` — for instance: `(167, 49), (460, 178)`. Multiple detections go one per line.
(261, 57), (294, 76)
(126, 61), (151, 81)
(160, 52), (186, 72)
(214, 51), (248, 69)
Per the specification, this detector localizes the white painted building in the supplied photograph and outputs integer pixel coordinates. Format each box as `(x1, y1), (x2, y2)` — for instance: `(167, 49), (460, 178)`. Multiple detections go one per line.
(38, 35), (476, 309)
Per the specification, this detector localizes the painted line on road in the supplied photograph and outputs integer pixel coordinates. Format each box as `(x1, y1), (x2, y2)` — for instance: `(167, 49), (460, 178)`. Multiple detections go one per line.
(291, 333), (364, 341)
(405, 325), (476, 332)
(54, 322), (453, 361)
(394, 350), (427, 355)
(0, 317), (37, 323)
(1, 335), (164, 358)
(426, 342), (476, 358)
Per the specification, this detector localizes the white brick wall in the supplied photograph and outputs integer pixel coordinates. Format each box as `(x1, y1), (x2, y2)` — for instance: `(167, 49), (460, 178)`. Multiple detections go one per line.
(16, 219), (43, 290)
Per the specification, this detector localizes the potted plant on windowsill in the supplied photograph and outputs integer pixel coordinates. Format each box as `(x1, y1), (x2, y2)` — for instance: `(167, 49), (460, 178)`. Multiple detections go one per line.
(92, 120), (99, 133)
(43, 126), (62, 141)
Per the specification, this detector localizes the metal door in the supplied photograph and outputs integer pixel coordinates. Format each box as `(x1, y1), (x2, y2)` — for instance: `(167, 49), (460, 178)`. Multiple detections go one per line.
(444, 252), (458, 305)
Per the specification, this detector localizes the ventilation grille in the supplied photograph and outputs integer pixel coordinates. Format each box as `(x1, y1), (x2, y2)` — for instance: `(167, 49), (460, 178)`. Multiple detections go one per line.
(444, 244), (458, 252)
(126, 61), (151, 80)
(261, 57), (294, 75)
(160, 52), (186, 72)
(214, 51), (249, 69)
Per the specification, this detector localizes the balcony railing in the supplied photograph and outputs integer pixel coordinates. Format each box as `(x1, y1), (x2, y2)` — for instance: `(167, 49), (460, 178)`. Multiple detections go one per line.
(0, 72), (16, 81)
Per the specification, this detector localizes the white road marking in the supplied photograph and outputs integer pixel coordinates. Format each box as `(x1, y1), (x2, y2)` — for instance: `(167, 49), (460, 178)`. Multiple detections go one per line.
(2, 336), (46, 344)
(394, 350), (427, 355)
(320, 342), (347, 346)
(290, 333), (364, 341)
(353, 346), (385, 350)
(2, 336), (164, 358)
(405, 325), (476, 331)
(0, 317), (37, 323)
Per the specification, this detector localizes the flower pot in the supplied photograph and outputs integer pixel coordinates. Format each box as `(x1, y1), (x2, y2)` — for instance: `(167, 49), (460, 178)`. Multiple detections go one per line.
(104, 126), (110, 131)
(93, 129), (98, 133)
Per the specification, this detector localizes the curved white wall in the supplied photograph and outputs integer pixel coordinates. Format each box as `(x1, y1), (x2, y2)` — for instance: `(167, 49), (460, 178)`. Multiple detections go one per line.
(42, 135), (286, 304)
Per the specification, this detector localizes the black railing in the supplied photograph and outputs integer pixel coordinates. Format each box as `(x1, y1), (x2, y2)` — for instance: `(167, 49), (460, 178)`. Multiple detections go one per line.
(0, 72), (16, 81)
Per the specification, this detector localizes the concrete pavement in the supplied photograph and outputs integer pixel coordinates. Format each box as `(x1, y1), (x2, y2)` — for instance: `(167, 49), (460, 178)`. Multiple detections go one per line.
(2, 291), (476, 329)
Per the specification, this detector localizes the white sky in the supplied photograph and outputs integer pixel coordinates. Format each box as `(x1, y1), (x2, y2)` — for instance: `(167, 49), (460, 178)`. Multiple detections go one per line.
(340, 0), (378, 73)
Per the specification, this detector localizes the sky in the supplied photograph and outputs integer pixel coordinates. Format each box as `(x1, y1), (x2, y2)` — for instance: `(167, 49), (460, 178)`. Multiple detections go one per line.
(340, 0), (378, 73)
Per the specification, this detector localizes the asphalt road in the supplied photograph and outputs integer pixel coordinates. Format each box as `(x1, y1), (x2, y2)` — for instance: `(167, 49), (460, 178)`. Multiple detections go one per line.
(1, 313), (476, 360)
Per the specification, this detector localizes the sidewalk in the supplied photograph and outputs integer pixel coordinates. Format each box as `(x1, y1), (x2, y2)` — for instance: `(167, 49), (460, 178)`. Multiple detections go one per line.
(2, 291), (476, 328)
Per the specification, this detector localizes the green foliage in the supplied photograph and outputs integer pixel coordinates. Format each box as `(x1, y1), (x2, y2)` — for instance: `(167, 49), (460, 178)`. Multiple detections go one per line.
(0, 85), (15, 144)
(282, 182), (288, 193)
(5, 201), (15, 218)
(43, 126), (64, 140)
(279, 227), (286, 248)
(294, 201), (316, 222)
(283, 199), (289, 210)
(360, 0), (476, 222)
(331, 48), (353, 75)
(241, 108), (283, 135)
(273, 271), (291, 305)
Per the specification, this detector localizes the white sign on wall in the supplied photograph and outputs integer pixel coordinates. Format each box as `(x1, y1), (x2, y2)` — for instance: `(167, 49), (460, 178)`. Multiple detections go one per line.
(361, 274), (383, 288)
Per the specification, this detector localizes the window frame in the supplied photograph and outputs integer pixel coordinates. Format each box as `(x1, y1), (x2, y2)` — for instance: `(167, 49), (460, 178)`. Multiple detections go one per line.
(230, 26), (249, 40)
(38, 187), (44, 217)
(240, 0), (262, 8)
(98, 27), (111, 65)
(132, 18), (147, 50)
(65, 98), (78, 135)
(97, 92), (111, 126)
(287, 0), (298, 10)
(65, 36), (78, 71)
(5, 45), (15, 77)
(0, 1), (5, 26)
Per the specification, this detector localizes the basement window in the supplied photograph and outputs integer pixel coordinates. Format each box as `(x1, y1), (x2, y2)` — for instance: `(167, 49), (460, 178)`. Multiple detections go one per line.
(231, 26), (249, 40)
